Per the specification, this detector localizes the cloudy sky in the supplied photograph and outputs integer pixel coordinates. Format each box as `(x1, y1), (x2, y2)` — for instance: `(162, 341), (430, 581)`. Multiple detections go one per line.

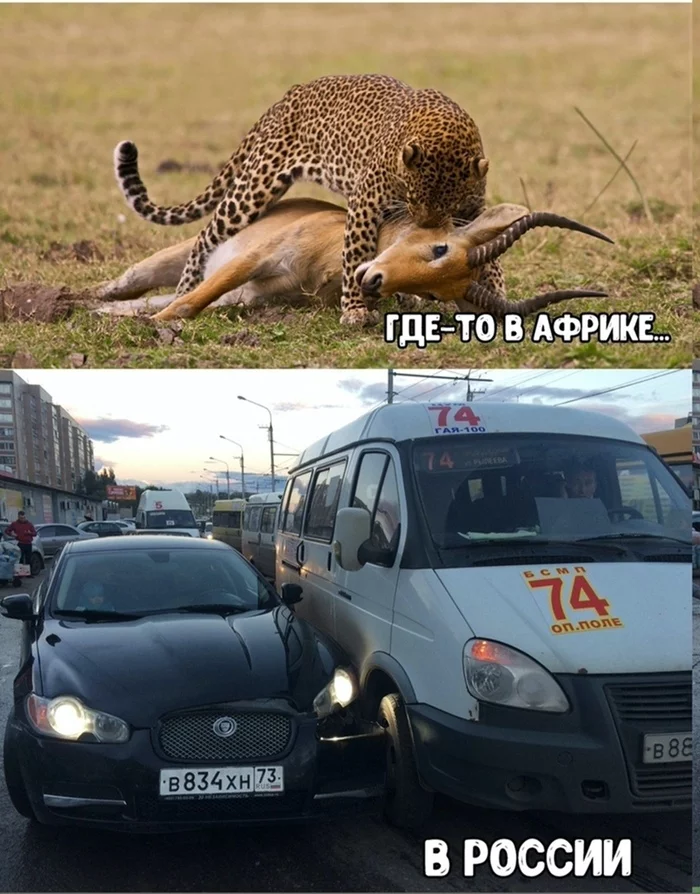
(18, 369), (689, 488)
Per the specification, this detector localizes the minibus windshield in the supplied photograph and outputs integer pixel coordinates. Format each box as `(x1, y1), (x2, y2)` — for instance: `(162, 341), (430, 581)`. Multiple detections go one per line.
(411, 434), (690, 553)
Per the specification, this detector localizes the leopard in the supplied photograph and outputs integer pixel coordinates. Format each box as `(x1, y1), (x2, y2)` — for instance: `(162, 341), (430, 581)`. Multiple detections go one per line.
(113, 73), (494, 325)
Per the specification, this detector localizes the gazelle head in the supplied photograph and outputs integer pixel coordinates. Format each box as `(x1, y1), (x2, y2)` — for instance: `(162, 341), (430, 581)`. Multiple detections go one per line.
(355, 204), (613, 316)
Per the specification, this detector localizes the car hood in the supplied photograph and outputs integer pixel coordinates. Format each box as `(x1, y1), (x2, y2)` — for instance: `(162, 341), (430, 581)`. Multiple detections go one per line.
(434, 561), (689, 674)
(37, 606), (338, 725)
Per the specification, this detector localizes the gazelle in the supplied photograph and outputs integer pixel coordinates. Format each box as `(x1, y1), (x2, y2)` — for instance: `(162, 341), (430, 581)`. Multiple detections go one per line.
(94, 198), (612, 321)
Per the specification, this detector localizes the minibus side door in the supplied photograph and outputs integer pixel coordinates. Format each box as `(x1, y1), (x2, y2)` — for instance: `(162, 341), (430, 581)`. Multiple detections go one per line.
(333, 449), (404, 668)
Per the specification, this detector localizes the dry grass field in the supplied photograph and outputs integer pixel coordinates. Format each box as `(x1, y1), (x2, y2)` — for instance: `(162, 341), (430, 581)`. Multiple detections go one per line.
(0, 3), (691, 368)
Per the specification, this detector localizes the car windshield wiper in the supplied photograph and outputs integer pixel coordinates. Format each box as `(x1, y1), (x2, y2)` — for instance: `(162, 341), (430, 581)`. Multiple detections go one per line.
(53, 609), (144, 621)
(144, 603), (254, 615)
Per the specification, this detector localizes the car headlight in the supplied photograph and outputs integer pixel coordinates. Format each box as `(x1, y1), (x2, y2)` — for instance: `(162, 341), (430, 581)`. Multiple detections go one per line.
(313, 668), (357, 718)
(26, 694), (130, 743)
(463, 639), (569, 713)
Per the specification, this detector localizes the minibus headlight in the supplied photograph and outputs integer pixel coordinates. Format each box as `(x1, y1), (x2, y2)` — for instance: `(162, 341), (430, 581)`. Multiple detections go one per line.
(313, 668), (357, 718)
(26, 693), (131, 742)
(463, 640), (569, 713)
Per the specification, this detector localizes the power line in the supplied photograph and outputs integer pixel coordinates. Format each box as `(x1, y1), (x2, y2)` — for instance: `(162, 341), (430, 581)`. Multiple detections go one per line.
(554, 370), (680, 406)
(389, 369), (492, 405)
(475, 369), (562, 402)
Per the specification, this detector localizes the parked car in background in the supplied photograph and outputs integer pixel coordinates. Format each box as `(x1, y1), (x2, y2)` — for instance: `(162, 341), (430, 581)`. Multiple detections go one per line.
(113, 520), (136, 533)
(1, 535), (383, 830)
(76, 521), (124, 539)
(34, 524), (99, 558)
(0, 523), (45, 577)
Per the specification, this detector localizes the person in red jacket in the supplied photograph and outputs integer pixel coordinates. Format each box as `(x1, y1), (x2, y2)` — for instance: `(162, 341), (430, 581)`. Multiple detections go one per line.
(5, 511), (37, 569)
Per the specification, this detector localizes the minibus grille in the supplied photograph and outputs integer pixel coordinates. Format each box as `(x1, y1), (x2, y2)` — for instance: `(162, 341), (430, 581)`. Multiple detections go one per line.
(159, 710), (293, 762)
(606, 679), (690, 724)
(605, 676), (690, 802)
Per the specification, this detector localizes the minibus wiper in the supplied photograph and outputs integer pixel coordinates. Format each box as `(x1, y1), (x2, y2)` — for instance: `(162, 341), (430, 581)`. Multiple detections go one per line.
(443, 536), (630, 557)
(575, 533), (690, 546)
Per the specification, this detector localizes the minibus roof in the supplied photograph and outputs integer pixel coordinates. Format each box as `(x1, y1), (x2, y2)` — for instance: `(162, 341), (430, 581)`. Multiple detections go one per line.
(290, 402), (645, 471)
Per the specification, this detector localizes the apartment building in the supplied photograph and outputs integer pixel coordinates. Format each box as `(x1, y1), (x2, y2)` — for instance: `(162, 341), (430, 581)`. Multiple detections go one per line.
(0, 371), (94, 492)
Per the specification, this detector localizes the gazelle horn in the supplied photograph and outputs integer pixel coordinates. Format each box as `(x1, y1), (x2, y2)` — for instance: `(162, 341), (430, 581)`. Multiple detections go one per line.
(463, 282), (608, 319)
(468, 213), (614, 268)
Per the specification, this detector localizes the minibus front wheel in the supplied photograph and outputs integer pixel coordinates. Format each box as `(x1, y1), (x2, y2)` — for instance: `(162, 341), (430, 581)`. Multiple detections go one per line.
(378, 693), (434, 830)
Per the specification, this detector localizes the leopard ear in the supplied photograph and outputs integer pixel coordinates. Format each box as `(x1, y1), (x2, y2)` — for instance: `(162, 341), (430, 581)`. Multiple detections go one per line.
(402, 143), (424, 169)
(471, 156), (489, 179)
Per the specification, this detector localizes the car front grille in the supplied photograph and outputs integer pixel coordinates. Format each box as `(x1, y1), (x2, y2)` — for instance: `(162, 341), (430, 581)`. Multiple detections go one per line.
(158, 710), (294, 762)
(605, 676), (691, 806)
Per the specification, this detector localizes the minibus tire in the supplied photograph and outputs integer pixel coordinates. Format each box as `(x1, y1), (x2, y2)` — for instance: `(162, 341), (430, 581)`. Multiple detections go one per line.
(378, 693), (434, 830)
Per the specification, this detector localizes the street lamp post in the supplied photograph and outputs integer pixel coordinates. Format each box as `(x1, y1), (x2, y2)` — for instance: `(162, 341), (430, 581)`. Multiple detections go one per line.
(237, 396), (275, 492)
(219, 435), (247, 498)
(208, 457), (230, 498)
(195, 474), (215, 515)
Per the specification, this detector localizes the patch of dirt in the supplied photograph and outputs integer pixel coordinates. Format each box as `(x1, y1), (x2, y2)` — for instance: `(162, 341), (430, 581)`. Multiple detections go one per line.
(693, 283), (700, 310)
(0, 283), (94, 322)
(41, 240), (104, 263)
(220, 331), (261, 347)
(9, 351), (38, 368)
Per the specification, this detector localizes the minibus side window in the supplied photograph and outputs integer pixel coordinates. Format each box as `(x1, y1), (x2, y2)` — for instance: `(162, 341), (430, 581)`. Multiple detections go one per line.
(261, 506), (277, 534)
(282, 471), (312, 535)
(371, 462), (400, 551)
(304, 460), (347, 542)
(352, 452), (388, 516)
(247, 506), (263, 532)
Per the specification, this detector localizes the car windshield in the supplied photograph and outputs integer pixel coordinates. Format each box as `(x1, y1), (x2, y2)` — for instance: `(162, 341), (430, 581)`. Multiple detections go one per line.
(412, 434), (691, 557)
(145, 509), (196, 529)
(51, 547), (278, 617)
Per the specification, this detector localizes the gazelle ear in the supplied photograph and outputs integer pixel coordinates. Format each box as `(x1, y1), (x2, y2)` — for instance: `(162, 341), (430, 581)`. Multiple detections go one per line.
(402, 143), (423, 169)
(459, 203), (530, 246)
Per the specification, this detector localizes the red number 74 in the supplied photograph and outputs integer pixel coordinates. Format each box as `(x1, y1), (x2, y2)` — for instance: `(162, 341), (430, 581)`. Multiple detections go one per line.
(526, 574), (610, 622)
(428, 405), (481, 428)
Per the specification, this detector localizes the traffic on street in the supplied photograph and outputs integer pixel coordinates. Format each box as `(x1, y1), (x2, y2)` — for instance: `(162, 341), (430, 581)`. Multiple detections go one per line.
(0, 373), (692, 892)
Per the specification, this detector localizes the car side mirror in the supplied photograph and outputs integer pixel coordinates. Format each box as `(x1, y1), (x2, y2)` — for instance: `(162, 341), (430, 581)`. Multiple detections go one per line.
(280, 583), (303, 606)
(0, 593), (34, 620)
(332, 507), (371, 571)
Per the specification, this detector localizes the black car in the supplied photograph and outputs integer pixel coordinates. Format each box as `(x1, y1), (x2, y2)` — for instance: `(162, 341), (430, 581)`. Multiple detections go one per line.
(1, 536), (384, 831)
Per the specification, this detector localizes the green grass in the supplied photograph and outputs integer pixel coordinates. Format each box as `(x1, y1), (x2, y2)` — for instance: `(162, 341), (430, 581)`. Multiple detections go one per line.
(0, 3), (692, 368)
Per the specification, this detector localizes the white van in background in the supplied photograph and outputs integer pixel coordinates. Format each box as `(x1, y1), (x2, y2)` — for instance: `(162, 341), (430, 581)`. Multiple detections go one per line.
(135, 489), (200, 538)
(242, 493), (282, 579)
(276, 402), (691, 828)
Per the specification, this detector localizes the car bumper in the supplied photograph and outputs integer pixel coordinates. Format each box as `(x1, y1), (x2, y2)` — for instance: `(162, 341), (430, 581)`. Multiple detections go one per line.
(8, 713), (385, 831)
(407, 672), (690, 813)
